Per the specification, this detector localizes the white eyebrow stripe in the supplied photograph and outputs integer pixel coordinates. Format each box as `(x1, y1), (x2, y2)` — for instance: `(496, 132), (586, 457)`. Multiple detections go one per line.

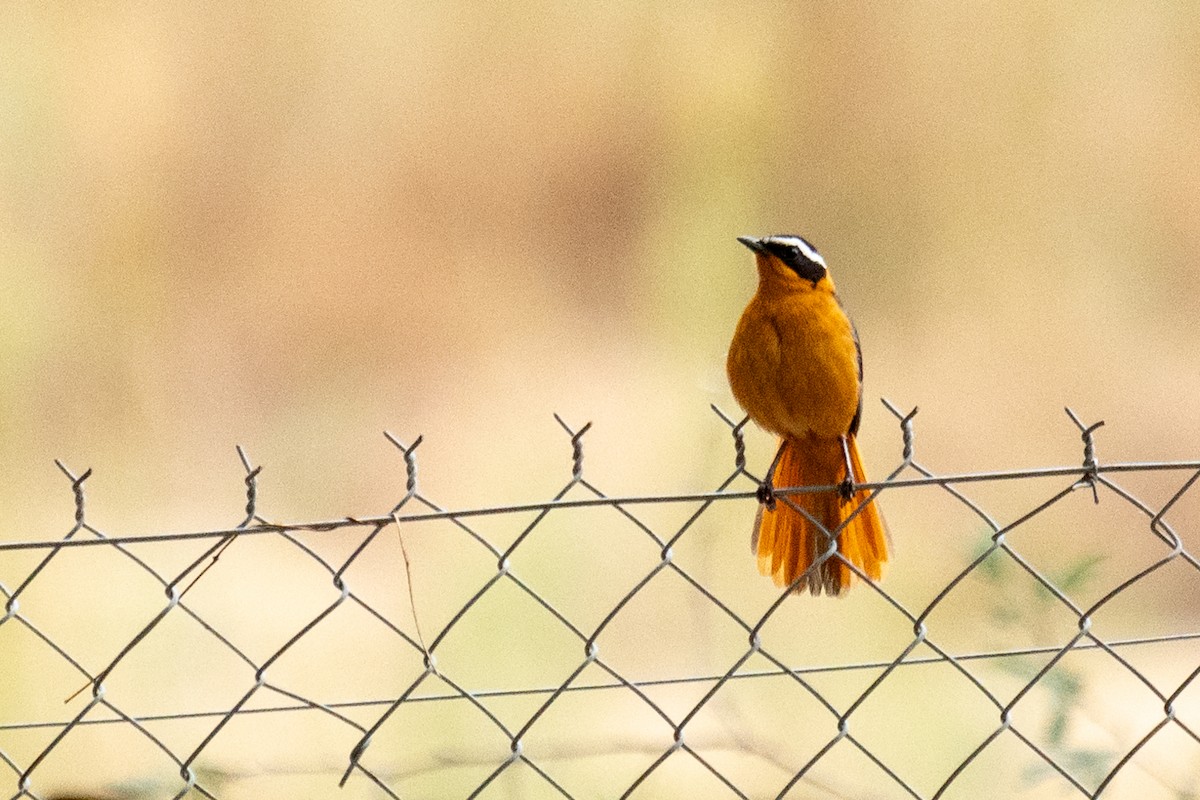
(769, 236), (826, 268)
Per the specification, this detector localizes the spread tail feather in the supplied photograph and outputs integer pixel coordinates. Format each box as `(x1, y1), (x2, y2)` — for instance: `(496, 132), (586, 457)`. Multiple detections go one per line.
(752, 434), (888, 596)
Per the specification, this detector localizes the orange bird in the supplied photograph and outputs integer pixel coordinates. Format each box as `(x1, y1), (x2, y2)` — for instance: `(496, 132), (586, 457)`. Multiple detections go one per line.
(727, 235), (887, 596)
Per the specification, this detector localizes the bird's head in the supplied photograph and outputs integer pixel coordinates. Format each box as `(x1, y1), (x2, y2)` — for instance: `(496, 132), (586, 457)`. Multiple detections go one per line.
(737, 234), (829, 289)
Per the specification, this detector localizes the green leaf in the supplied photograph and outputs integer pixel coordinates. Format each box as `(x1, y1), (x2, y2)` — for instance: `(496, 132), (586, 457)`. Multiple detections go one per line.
(1051, 554), (1107, 593)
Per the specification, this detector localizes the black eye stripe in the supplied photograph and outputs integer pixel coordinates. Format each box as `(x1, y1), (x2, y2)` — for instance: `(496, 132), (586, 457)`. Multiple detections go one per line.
(763, 241), (796, 260)
(763, 237), (826, 284)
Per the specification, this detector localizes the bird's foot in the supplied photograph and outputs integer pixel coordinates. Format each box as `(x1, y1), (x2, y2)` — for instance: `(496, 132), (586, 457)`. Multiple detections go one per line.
(756, 481), (777, 511)
(837, 478), (855, 502)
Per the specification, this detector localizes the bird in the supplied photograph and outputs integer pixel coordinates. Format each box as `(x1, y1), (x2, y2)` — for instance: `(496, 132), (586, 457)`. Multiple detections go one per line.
(726, 234), (888, 596)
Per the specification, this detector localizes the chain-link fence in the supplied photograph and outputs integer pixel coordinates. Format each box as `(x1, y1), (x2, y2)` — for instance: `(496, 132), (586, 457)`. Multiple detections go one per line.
(2, 401), (1198, 799)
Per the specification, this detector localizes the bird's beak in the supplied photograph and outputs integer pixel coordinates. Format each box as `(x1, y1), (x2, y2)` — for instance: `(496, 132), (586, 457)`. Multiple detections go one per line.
(737, 236), (765, 253)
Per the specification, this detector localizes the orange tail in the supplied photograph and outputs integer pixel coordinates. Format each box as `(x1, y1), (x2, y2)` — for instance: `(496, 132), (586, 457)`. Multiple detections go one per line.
(752, 435), (888, 596)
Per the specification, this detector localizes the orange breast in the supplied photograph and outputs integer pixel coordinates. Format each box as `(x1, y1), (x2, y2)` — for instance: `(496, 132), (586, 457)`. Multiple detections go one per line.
(727, 286), (860, 439)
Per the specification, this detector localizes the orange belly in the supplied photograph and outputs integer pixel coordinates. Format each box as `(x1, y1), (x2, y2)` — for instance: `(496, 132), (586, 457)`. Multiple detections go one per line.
(726, 288), (860, 438)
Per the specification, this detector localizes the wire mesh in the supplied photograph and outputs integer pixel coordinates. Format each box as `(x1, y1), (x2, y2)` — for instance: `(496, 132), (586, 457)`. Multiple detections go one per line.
(2, 400), (1198, 799)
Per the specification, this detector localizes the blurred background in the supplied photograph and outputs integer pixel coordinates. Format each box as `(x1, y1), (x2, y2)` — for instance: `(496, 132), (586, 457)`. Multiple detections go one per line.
(2, 3), (1199, 798)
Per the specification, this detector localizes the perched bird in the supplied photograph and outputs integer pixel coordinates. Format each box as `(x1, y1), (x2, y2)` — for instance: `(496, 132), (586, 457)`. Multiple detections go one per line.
(727, 235), (888, 595)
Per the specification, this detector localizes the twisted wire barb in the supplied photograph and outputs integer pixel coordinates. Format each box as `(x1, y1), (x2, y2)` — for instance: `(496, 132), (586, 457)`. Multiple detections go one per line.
(1066, 407), (1105, 504)
(553, 413), (592, 481)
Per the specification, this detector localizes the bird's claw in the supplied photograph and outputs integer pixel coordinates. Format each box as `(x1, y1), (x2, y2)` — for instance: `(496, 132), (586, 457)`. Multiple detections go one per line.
(837, 478), (855, 502)
(756, 481), (777, 511)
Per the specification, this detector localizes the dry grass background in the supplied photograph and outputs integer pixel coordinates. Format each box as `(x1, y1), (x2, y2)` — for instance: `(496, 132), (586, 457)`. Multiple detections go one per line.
(2, 3), (1199, 798)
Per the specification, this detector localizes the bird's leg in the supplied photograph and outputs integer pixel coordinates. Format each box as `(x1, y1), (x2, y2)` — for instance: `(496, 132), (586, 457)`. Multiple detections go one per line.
(838, 435), (856, 502)
(756, 439), (788, 511)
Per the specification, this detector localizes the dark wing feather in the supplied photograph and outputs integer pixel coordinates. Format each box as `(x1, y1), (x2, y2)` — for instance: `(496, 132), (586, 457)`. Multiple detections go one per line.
(848, 317), (864, 437)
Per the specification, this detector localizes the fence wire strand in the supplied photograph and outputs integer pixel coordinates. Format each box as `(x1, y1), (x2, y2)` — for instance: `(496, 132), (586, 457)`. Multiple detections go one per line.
(2, 400), (1199, 799)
